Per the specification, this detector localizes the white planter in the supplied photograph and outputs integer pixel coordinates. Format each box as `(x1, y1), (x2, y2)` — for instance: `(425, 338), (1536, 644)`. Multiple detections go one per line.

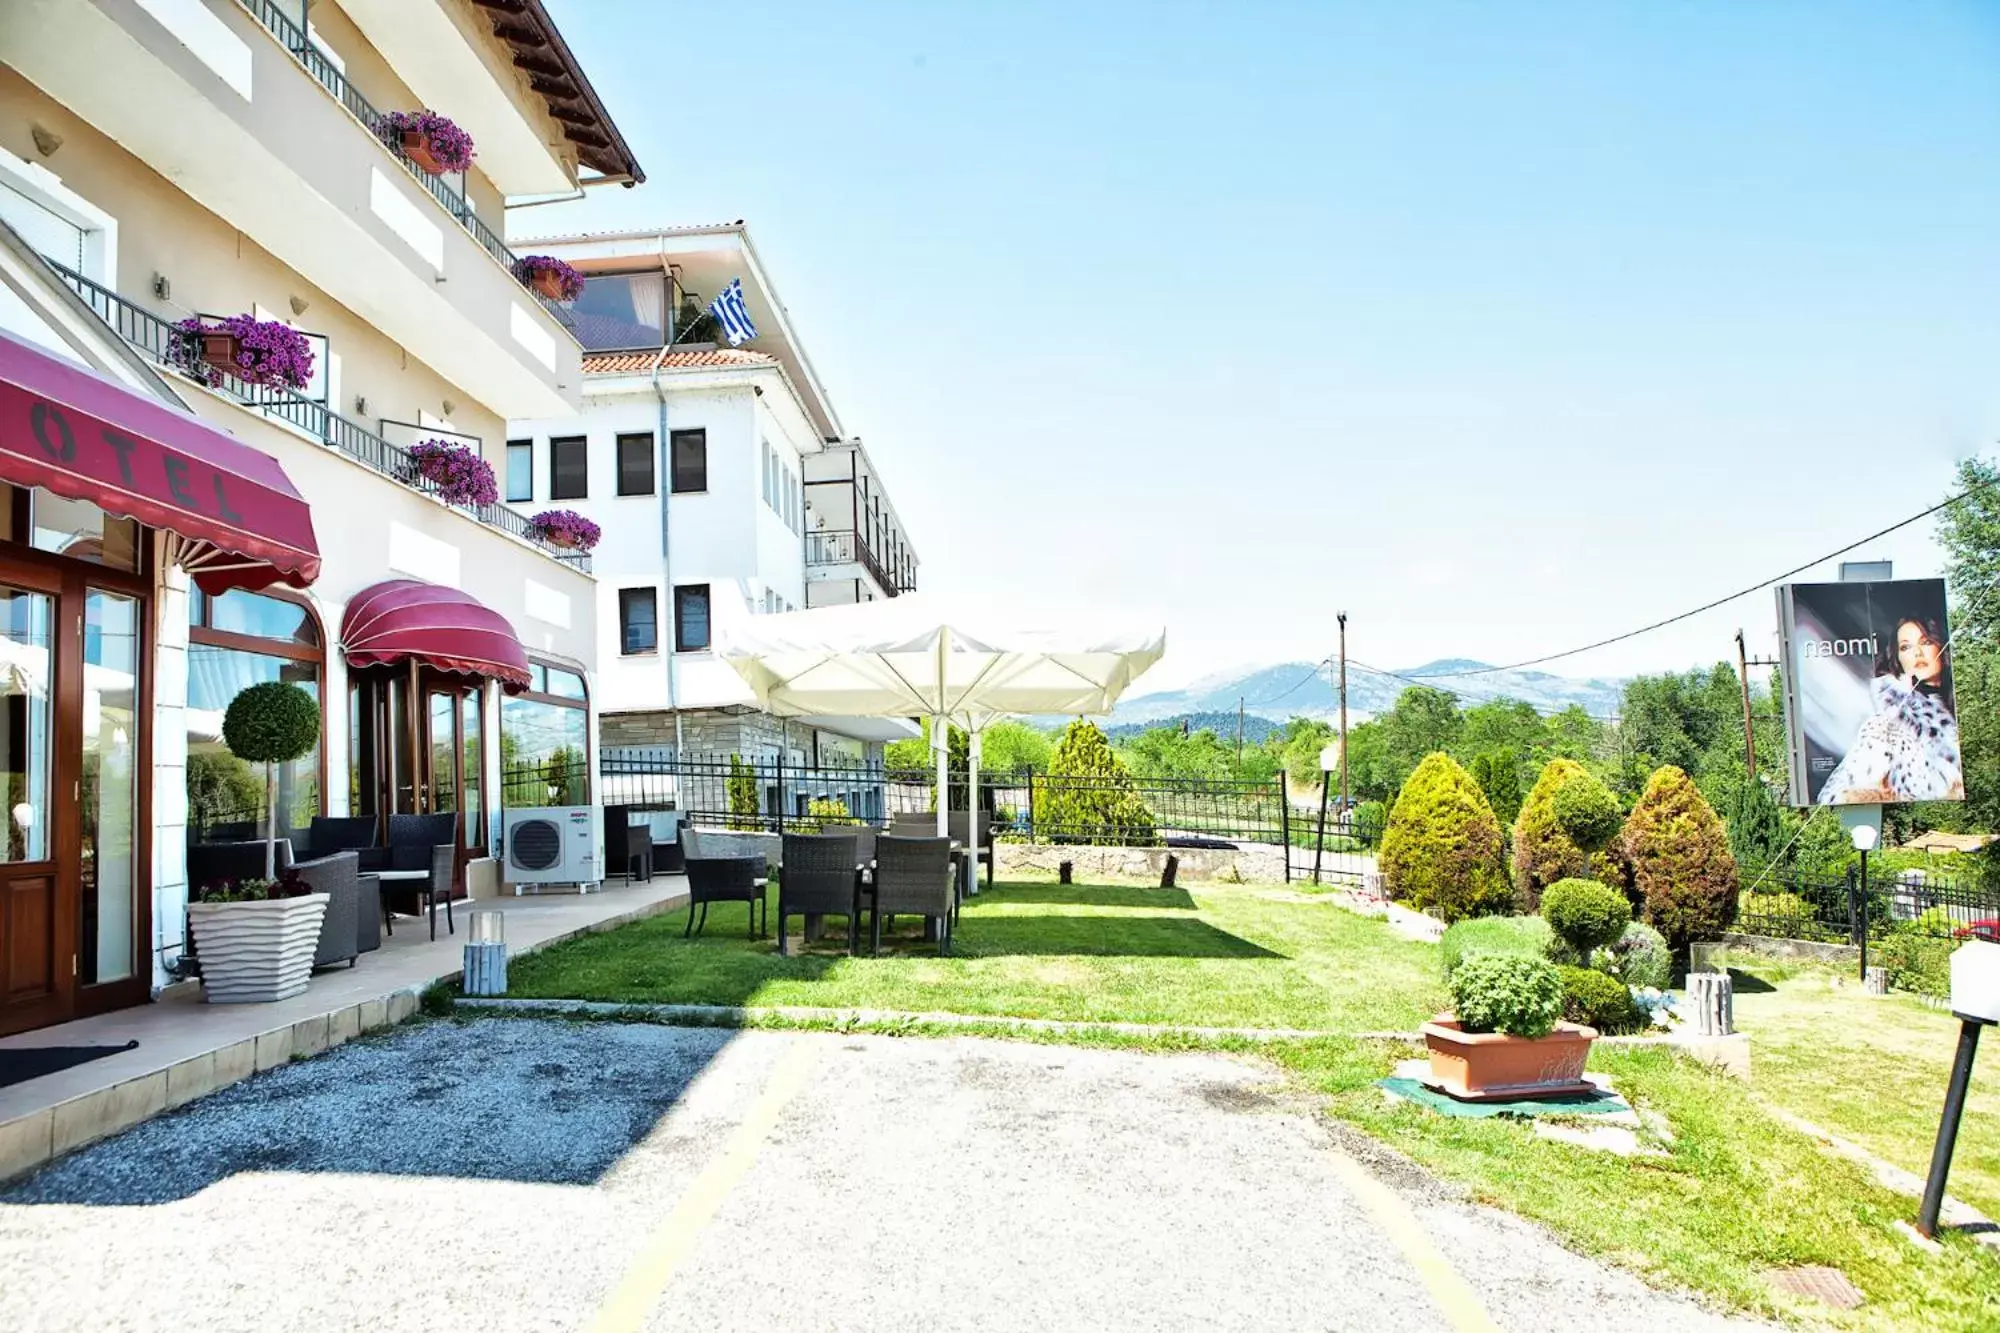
(188, 893), (329, 1003)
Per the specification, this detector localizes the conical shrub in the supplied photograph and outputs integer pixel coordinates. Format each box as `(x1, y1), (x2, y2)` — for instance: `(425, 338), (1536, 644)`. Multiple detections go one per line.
(1038, 720), (1157, 845)
(1379, 752), (1512, 922)
(1513, 759), (1590, 909)
(1624, 765), (1740, 950)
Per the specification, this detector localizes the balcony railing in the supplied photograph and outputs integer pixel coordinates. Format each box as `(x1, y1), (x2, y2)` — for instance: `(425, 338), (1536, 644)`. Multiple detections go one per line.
(805, 529), (913, 595)
(45, 258), (589, 572)
(233, 0), (574, 333)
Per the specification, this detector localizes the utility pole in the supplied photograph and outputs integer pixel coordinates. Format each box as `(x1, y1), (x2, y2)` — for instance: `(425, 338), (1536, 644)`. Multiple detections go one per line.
(1338, 613), (1350, 812)
(1236, 696), (1244, 775)
(1735, 629), (1780, 781)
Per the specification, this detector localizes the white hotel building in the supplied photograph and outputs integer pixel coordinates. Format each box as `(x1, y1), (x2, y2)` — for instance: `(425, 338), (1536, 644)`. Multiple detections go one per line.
(507, 225), (921, 768)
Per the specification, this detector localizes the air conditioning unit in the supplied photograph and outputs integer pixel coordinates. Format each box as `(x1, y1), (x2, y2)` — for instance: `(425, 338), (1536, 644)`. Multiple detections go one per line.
(502, 806), (603, 893)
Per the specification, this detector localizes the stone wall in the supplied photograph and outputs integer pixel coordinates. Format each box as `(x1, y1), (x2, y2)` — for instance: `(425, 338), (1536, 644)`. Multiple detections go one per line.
(996, 841), (1293, 885)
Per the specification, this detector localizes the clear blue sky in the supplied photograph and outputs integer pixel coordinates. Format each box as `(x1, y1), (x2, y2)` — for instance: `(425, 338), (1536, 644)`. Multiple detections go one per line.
(527, 0), (2000, 692)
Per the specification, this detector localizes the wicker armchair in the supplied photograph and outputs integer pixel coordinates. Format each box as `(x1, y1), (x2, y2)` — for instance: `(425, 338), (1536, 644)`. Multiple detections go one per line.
(380, 844), (456, 940)
(778, 833), (861, 955)
(684, 855), (767, 939)
(870, 835), (955, 956)
(290, 851), (361, 970)
(948, 810), (994, 890)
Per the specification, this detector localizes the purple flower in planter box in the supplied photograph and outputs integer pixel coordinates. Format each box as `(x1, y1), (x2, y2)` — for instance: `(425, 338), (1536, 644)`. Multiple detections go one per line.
(407, 439), (498, 508)
(511, 254), (586, 303)
(174, 314), (315, 391)
(380, 109), (476, 173)
(529, 508), (602, 552)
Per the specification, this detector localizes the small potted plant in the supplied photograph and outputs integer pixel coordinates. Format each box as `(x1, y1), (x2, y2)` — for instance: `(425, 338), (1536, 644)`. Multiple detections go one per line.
(513, 255), (585, 303)
(187, 873), (328, 1003)
(1422, 953), (1597, 1100)
(407, 439), (499, 508)
(175, 314), (315, 390)
(381, 109), (475, 174)
(529, 508), (601, 552)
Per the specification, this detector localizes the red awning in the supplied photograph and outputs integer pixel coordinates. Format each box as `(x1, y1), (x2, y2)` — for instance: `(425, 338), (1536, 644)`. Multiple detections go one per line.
(0, 329), (319, 593)
(340, 579), (532, 692)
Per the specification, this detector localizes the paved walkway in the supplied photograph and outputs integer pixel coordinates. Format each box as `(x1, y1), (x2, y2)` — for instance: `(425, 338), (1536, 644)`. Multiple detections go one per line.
(0, 1018), (1762, 1332)
(0, 879), (684, 1184)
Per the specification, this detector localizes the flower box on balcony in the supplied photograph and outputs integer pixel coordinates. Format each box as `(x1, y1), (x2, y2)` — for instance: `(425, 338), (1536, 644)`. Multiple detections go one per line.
(175, 315), (315, 391)
(513, 255), (584, 303)
(199, 330), (241, 375)
(529, 508), (601, 552)
(407, 439), (498, 509)
(381, 110), (476, 175)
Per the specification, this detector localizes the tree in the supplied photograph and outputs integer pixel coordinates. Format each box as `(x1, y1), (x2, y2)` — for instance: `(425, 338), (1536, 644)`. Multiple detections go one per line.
(186, 750), (266, 835)
(1038, 719), (1156, 845)
(1726, 778), (1787, 872)
(1379, 687), (1465, 792)
(1119, 725), (1234, 782)
(1936, 456), (2000, 644)
(981, 720), (1053, 775)
(1277, 717), (1337, 790)
(726, 753), (759, 830)
(1512, 758), (1592, 910)
(1378, 752), (1511, 922)
(1469, 746), (1523, 825)
(1623, 765), (1740, 950)
(220, 681), (320, 879)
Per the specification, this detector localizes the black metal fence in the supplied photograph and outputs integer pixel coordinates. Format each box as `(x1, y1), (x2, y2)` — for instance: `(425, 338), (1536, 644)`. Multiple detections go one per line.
(586, 751), (1385, 884)
(1737, 863), (2000, 943)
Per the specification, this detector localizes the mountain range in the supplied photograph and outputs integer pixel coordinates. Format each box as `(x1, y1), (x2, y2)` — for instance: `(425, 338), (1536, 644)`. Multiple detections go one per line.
(1108, 659), (1626, 727)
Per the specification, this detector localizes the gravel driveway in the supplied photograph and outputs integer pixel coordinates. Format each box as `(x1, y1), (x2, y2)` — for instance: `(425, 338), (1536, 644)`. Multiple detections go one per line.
(0, 1018), (1759, 1332)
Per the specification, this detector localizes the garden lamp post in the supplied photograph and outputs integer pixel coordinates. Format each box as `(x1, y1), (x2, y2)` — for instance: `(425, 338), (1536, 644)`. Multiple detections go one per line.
(1917, 940), (2000, 1237)
(1850, 822), (1877, 984)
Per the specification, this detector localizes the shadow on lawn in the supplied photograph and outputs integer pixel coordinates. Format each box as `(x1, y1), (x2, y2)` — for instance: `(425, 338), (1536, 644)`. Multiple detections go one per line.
(953, 913), (1281, 960)
(983, 883), (1197, 910)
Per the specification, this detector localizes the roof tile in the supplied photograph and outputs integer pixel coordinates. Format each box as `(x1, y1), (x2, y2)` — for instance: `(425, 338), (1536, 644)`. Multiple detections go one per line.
(581, 347), (776, 375)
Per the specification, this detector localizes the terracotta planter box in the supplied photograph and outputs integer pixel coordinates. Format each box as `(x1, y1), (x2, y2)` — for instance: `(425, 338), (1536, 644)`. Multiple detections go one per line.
(1420, 1015), (1597, 1101)
(187, 894), (329, 1004)
(199, 331), (240, 375)
(527, 269), (568, 301)
(400, 129), (447, 175)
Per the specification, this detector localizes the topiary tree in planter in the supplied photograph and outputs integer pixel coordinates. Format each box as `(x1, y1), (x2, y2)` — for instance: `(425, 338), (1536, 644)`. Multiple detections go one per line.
(1379, 752), (1512, 922)
(1623, 764), (1740, 951)
(221, 681), (320, 880)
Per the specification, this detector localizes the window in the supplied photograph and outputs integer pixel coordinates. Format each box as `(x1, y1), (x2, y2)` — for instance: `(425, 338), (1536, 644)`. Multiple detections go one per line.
(187, 588), (324, 849)
(616, 432), (655, 497)
(503, 660), (590, 808)
(618, 587), (658, 655)
(505, 440), (532, 503)
(569, 270), (667, 350)
(670, 428), (707, 493)
(550, 436), (588, 500)
(675, 584), (711, 653)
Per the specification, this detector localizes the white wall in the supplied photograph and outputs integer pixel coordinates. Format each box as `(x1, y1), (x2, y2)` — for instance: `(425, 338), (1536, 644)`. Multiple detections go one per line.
(511, 369), (821, 714)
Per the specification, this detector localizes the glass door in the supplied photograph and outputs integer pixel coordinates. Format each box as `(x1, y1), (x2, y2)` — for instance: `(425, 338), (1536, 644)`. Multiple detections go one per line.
(422, 677), (485, 854)
(80, 589), (140, 987)
(0, 580), (63, 1036)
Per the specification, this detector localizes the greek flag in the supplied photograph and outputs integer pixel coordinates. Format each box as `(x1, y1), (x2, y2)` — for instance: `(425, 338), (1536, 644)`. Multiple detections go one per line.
(708, 278), (757, 346)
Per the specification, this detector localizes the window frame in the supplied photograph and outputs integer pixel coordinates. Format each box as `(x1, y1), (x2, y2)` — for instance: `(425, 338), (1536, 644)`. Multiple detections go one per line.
(187, 586), (328, 838)
(502, 655), (593, 807)
(669, 428), (707, 494)
(617, 586), (659, 656)
(674, 583), (712, 654)
(549, 435), (589, 501)
(615, 431), (655, 498)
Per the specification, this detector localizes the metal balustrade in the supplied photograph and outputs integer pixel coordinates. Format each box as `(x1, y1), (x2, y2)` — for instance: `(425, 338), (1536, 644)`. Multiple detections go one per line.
(45, 258), (590, 572)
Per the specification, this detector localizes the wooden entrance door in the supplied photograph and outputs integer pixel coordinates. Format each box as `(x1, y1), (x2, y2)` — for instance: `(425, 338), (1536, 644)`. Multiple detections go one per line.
(422, 675), (484, 860)
(0, 570), (68, 1036)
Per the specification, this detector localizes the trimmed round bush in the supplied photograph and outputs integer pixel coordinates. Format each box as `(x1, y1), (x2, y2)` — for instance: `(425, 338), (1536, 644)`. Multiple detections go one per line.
(1439, 915), (1552, 982)
(1552, 775), (1623, 853)
(1449, 953), (1565, 1038)
(1512, 759), (1592, 911)
(1541, 877), (1632, 958)
(1603, 921), (1671, 990)
(1625, 765), (1740, 950)
(1380, 752), (1512, 923)
(222, 680), (320, 765)
(1558, 965), (1640, 1033)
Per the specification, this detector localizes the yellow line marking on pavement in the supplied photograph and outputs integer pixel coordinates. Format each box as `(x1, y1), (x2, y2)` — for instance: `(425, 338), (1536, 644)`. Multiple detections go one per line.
(1320, 1147), (1502, 1332)
(587, 1039), (822, 1333)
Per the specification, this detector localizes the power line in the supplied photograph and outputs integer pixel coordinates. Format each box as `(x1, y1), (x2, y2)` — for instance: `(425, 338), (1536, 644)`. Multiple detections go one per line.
(1406, 472), (2000, 680)
(1249, 657), (1333, 707)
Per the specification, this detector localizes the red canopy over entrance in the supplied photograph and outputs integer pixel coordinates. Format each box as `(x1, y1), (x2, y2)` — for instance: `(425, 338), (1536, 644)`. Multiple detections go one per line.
(0, 329), (320, 593)
(340, 579), (532, 692)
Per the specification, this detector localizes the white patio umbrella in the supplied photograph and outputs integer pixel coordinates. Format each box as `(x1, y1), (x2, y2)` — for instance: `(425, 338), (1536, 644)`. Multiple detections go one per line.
(716, 594), (1166, 838)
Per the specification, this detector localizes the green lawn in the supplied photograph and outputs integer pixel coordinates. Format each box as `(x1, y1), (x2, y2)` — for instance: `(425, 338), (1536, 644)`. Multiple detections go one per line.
(505, 876), (1444, 1033)
(1720, 952), (2000, 1222)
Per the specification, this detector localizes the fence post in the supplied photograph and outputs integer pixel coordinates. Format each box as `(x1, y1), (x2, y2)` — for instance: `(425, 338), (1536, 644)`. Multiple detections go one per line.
(1280, 776), (1292, 883)
(776, 751), (786, 835)
(1027, 774), (1037, 843)
(1312, 769), (1331, 886)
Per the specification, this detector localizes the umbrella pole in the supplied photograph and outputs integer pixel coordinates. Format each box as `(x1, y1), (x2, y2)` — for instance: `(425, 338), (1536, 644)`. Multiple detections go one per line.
(934, 713), (949, 838)
(968, 726), (982, 895)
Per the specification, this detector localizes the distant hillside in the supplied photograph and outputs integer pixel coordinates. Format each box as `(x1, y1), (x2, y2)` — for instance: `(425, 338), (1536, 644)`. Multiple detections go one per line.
(1112, 658), (1625, 726)
(1105, 711), (1282, 744)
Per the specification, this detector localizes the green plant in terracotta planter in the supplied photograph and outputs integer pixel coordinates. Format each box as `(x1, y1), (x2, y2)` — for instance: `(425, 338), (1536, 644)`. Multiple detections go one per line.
(1421, 951), (1597, 1101)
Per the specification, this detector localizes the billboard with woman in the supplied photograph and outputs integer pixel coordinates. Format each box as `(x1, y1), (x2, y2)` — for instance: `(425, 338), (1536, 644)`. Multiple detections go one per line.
(1776, 578), (1963, 806)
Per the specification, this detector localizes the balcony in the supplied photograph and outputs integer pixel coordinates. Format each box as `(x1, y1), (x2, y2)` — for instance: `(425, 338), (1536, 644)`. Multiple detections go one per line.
(3, 0), (583, 417)
(805, 530), (914, 596)
(45, 257), (588, 572)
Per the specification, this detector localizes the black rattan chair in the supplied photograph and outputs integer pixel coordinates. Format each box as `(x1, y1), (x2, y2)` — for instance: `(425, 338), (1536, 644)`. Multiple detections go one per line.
(289, 851), (362, 970)
(685, 855), (767, 939)
(778, 833), (861, 955)
(381, 844), (456, 940)
(871, 835), (955, 956)
(605, 805), (652, 884)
